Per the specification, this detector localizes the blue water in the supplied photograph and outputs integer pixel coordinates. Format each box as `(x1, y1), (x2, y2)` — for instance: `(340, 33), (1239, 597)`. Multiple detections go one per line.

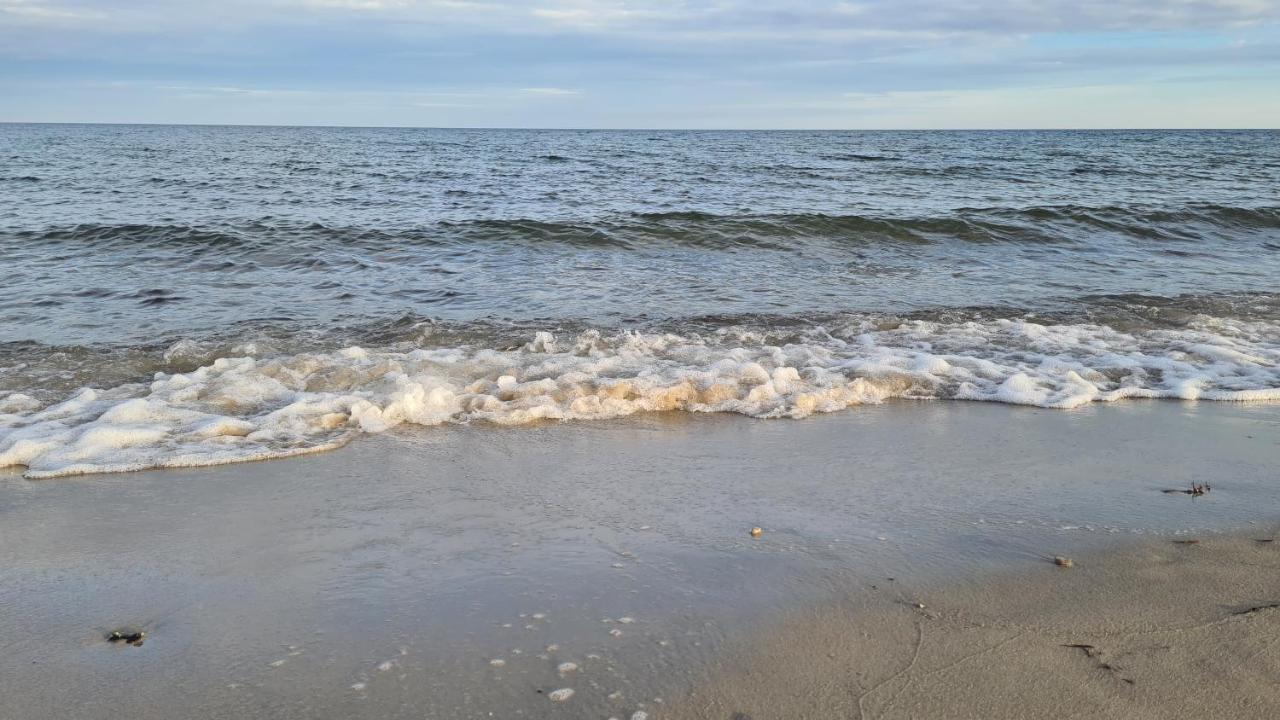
(1, 125), (1278, 477)
(2, 126), (1278, 348)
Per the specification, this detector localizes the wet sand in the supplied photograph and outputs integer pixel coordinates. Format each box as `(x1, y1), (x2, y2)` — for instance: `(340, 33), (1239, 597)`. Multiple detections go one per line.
(666, 533), (1280, 720)
(1, 400), (1278, 719)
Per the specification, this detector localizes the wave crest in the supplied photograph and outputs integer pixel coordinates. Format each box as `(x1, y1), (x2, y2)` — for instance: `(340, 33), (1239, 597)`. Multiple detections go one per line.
(3, 317), (1278, 478)
(9, 203), (1279, 254)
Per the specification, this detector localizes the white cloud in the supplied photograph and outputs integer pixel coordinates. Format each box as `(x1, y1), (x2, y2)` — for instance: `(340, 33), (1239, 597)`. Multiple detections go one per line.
(520, 87), (581, 95)
(0, 0), (103, 21)
(148, 83), (580, 106)
(6, 0), (1279, 34)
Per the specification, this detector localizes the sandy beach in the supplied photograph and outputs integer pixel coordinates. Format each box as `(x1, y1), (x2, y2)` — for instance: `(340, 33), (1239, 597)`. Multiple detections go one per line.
(2, 399), (1278, 719)
(668, 532), (1280, 720)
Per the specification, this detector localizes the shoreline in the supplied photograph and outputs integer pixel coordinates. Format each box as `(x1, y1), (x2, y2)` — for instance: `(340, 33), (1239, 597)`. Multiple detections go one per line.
(2, 399), (1278, 718)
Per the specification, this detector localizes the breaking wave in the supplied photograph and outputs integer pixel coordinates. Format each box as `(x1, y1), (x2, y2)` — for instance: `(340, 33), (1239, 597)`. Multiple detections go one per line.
(3, 314), (1278, 478)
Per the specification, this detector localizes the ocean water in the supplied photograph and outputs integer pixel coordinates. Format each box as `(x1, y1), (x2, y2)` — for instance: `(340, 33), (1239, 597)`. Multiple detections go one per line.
(1, 124), (1278, 477)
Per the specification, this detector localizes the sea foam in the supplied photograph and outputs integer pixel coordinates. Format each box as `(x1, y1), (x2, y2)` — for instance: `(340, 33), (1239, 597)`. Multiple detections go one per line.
(2, 317), (1278, 478)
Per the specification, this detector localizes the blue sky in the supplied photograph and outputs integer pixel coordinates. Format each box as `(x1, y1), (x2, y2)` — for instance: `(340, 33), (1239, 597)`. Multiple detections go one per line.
(2, 0), (1278, 128)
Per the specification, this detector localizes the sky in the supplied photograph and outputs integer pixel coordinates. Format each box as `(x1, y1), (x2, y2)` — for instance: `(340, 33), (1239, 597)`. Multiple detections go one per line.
(1, 0), (1279, 128)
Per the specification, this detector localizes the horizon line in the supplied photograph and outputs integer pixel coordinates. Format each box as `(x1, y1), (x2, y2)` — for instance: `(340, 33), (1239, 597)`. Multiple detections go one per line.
(1, 121), (1277, 132)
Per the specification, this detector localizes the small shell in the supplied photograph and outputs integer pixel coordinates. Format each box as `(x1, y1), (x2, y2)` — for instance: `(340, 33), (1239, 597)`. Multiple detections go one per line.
(547, 687), (575, 702)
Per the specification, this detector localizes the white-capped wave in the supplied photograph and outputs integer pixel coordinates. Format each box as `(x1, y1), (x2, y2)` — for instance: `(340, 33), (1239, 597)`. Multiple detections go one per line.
(2, 317), (1278, 478)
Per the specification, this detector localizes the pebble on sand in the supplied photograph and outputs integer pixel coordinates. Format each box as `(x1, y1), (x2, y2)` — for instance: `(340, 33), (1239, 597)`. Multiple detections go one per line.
(548, 688), (575, 702)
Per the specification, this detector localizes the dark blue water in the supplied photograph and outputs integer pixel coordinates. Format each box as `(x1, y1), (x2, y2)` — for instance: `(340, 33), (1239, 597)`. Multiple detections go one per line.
(3, 125), (1278, 346)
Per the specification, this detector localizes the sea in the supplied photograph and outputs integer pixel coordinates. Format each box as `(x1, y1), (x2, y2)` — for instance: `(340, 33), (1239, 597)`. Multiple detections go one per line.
(1, 124), (1278, 478)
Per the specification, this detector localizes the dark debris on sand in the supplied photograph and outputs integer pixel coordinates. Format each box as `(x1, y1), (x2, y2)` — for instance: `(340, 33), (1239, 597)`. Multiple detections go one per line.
(106, 629), (146, 647)
(1163, 482), (1211, 497)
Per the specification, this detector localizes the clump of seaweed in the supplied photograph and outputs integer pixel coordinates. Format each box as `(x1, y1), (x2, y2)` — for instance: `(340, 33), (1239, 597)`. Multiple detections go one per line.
(1163, 482), (1210, 497)
(1062, 644), (1135, 685)
(107, 629), (146, 646)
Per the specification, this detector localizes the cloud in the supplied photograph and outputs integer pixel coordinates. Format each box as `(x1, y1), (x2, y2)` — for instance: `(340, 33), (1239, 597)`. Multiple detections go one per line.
(519, 87), (582, 95)
(0, 0), (103, 22)
(0, 1), (1277, 127)
(6, 1), (1278, 35)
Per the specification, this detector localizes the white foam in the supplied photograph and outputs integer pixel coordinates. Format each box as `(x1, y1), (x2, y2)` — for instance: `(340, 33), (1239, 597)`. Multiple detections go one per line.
(0, 393), (40, 414)
(2, 317), (1278, 478)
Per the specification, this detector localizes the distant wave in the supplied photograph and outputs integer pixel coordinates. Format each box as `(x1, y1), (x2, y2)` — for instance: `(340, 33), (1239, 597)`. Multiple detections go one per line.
(7, 204), (1279, 253)
(819, 153), (901, 162)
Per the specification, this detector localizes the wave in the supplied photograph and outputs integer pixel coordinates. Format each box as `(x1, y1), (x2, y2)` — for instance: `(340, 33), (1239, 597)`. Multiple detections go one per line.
(6, 204), (1277, 255)
(819, 153), (901, 162)
(3, 315), (1278, 478)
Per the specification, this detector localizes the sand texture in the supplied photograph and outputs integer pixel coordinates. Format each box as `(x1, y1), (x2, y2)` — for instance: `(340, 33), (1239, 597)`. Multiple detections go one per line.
(668, 533), (1280, 719)
(1, 400), (1277, 719)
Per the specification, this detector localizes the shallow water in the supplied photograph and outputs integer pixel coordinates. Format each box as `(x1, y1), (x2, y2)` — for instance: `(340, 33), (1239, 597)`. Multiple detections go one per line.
(1, 126), (1278, 476)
